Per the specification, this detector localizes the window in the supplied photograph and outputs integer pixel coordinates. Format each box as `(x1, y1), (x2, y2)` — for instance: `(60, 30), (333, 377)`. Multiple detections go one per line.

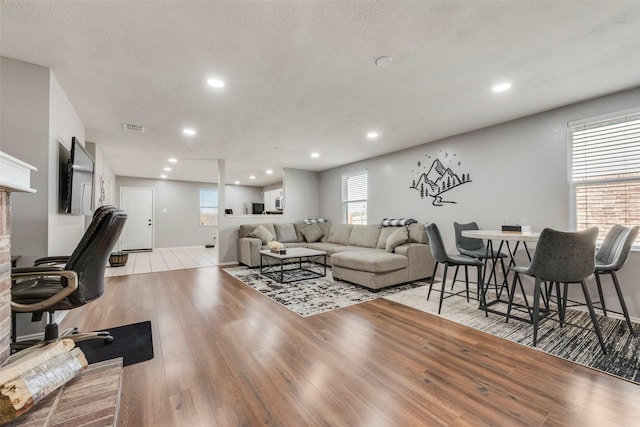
(570, 111), (640, 247)
(199, 188), (218, 226)
(342, 170), (368, 224)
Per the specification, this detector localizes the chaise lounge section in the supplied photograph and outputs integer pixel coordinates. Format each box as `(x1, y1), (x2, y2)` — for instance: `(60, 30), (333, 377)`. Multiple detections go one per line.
(237, 221), (434, 290)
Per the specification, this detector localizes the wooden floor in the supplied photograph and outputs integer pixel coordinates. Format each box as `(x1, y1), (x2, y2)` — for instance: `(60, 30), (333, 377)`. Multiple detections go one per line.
(61, 266), (640, 426)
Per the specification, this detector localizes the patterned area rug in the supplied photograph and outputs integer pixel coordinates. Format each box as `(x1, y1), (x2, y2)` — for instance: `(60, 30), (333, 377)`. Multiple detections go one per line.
(223, 266), (426, 317)
(385, 284), (640, 385)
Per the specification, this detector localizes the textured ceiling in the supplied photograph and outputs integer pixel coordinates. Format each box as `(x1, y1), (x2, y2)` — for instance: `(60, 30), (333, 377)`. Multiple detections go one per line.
(2, 1), (640, 186)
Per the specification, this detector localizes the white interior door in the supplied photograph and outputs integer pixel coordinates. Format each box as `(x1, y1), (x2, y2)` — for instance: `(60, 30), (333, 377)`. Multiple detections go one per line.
(120, 187), (154, 251)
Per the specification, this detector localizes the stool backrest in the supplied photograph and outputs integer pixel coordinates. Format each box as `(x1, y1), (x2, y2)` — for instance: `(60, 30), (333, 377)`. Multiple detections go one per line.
(425, 223), (449, 263)
(527, 227), (598, 283)
(595, 225), (639, 271)
(454, 221), (485, 252)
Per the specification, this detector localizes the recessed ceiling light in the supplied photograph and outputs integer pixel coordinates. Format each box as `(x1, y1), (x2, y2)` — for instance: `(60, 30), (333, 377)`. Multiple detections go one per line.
(249, 175), (256, 180)
(266, 169), (273, 174)
(492, 82), (512, 92)
(234, 180), (240, 185)
(183, 128), (196, 136)
(375, 56), (392, 66)
(164, 167), (172, 171)
(367, 132), (379, 139)
(207, 78), (225, 88)
(168, 158), (177, 163)
(160, 174), (167, 179)
(311, 152), (320, 158)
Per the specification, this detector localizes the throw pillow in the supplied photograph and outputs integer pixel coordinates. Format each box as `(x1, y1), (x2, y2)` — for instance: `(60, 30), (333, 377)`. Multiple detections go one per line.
(249, 224), (275, 245)
(302, 223), (324, 243)
(386, 227), (409, 253)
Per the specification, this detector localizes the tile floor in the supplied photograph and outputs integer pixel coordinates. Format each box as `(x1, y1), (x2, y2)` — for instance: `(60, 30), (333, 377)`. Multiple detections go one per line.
(105, 246), (219, 277)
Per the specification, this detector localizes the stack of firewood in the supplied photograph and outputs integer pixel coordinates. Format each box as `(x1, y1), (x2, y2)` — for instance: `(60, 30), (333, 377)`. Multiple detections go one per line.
(0, 339), (87, 425)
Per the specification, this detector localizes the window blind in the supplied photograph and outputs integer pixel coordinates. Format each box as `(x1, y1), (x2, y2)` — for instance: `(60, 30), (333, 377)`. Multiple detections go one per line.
(570, 112), (640, 246)
(342, 170), (368, 224)
(199, 188), (218, 226)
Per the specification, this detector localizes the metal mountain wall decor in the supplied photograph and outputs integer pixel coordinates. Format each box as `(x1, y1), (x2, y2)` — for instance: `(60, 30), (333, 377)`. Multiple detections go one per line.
(409, 151), (472, 206)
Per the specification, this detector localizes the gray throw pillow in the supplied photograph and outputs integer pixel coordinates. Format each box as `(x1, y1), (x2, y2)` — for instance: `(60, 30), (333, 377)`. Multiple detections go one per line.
(302, 223), (324, 243)
(386, 227), (409, 252)
(249, 224), (275, 244)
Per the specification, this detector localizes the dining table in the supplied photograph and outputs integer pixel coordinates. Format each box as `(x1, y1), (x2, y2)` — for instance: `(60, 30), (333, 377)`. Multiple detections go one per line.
(461, 229), (542, 322)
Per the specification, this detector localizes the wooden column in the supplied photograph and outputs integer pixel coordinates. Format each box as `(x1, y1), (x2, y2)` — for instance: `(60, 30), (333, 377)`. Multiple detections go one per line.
(0, 152), (37, 364)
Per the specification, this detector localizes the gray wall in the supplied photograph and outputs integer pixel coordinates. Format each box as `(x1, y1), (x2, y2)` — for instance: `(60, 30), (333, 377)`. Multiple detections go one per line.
(218, 167), (320, 263)
(225, 184), (263, 215)
(115, 176), (219, 248)
(0, 57), (50, 266)
(319, 87), (640, 318)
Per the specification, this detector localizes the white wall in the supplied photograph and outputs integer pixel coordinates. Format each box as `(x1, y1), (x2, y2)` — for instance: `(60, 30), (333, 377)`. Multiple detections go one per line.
(48, 72), (86, 256)
(225, 184), (263, 215)
(319, 87), (640, 318)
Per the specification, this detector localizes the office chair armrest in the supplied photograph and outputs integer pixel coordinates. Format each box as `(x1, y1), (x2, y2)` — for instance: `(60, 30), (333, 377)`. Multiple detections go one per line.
(34, 256), (70, 266)
(11, 266), (65, 274)
(10, 270), (79, 313)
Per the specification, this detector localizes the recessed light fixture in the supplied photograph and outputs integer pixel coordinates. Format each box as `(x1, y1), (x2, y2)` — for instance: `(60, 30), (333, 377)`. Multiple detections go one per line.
(207, 78), (225, 88)
(266, 169), (273, 174)
(367, 132), (379, 139)
(183, 128), (196, 136)
(375, 56), (392, 66)
(492, 82), (512, 92)
(168, 158), (177, 163)
(164, 167), (172, 171)
(160, 174), (167, 179)
(249, 175), (256, 180)
(311, 152), (320, 158)
(234, 180), (240, 185)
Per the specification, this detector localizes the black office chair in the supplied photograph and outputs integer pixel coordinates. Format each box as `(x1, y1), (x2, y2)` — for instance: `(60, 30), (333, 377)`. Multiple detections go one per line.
(425, 223), (488, 315)
(506, 227), (606, 353)
(11, 206), (127, 347)
(593, 225), (639, 335)
(32, 205), (115, 267)
(454, 221), (509, 299)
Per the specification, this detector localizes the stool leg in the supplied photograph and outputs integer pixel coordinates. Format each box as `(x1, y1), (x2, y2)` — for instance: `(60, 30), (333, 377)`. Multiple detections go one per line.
(594, 272), (607, 316)
(506, 271), (519, 323)
(464, 265), (469, 302)
(427, 263), (439, 300)
(610, 272), (635, 336)
(532, 277), (542, 347)
(438, 264), (449, 315)
(580, 280), (607, 354)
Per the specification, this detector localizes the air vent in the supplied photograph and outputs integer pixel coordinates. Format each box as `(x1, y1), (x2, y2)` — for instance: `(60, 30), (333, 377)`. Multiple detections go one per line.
(122, 123), (145, 132)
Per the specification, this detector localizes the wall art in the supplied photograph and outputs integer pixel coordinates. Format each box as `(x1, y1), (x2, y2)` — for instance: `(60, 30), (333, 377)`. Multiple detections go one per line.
(409, 151), (472, 206)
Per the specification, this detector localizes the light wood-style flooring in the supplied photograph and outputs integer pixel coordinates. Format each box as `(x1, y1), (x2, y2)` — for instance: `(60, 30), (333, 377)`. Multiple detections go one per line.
(62, 266), (640, 426)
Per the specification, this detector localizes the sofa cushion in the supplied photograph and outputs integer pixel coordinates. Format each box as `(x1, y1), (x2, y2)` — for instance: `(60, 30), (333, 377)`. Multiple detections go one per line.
(386, 227), (409, 252)
(349, 224), (381, 248)
(331, 251), (408, 273)
(377, 227), (397, 249)
(408, 223), (428, 244)
(249, 224), (275, 244)
(301, 223), (324, 242)
(327, 224), (353, 245)
(274, 223), (298, 243)
(318, 222), (332, 242)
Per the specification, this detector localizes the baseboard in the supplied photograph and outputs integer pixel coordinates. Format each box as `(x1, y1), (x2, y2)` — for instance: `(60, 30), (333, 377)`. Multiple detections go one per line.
(217, 261), (238, 266)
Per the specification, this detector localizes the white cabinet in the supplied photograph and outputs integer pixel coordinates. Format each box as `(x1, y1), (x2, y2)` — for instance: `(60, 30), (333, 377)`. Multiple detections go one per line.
(264, 188), (283, 212)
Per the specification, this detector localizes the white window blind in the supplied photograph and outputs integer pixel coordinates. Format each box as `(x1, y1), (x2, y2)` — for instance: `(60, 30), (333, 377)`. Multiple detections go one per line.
(199, 188), (218, 227)
(342, 170), (368, 224)
(570, 111), (640, 246)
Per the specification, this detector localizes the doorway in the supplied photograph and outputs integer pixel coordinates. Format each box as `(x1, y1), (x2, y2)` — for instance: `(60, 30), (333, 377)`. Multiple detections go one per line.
(120, 187), (154, 251)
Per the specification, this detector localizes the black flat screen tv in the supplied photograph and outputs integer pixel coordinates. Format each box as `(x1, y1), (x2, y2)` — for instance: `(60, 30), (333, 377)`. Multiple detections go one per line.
(60, 137), (95, 215)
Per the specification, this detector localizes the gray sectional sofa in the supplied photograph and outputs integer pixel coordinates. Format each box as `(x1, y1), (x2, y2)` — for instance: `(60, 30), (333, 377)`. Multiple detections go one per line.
(237, 221), (435, 290)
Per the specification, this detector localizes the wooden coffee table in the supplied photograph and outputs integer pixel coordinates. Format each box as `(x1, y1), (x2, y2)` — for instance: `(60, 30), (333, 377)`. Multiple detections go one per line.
(259, 247), (327, 283)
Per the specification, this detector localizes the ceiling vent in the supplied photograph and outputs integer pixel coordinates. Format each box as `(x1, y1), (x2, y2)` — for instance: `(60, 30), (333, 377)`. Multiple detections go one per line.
(122, 123), (145, 132)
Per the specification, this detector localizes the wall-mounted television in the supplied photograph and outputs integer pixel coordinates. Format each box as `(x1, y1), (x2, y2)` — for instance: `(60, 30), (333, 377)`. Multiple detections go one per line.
(59, 137), (95, 215)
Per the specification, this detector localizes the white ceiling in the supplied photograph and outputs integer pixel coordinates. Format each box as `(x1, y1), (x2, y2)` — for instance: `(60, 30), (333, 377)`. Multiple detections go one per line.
(2, 1), (640, 187)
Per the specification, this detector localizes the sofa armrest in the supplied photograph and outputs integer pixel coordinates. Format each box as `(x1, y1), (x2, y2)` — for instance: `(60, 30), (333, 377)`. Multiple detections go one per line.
(394, 243), (434, 281)
(237, 237), (263, 268)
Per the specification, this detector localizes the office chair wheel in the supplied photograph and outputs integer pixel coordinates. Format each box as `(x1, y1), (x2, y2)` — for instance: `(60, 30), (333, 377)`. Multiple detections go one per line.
(103, 336), (114, 344)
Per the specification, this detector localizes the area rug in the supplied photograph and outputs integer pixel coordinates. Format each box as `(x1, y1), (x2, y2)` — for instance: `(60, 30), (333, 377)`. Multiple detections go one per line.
(223, 266), (426, 317)
(76, 320), (154, 367)
(384, 285), (640, 385)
